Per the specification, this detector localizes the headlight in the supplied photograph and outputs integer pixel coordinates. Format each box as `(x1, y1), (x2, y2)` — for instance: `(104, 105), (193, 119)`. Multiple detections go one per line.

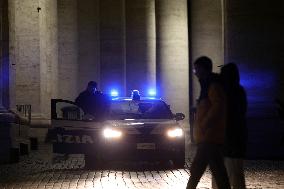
(167, 128), (183, 138)
(103, 128), (122, 139)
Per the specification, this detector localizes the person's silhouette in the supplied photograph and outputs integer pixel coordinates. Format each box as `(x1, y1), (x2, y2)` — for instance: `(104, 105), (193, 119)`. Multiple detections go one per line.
(187, 56), (230, 189)
(75, 81), (110, 120)
(221, 63), (247, 189)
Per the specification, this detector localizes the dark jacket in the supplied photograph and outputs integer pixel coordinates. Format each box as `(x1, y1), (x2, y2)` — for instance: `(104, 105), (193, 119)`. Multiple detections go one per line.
(221, 63), (248, 158)
(194, 73), (227, 144)
(75, 90), (97, 115)
(224, 85), (247, 158)
(75, 90), (110, 120)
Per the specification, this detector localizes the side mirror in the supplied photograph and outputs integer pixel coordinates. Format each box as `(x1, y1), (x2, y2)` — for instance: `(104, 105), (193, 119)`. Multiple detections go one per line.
(175, 113), (185, 121)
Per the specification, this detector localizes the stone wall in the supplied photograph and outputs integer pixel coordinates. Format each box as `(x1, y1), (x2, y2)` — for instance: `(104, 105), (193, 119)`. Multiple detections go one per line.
(99, 0), (126, 96)
(125, 0), (156, 96)
(57, 0), (78, 101)
(77, 0), (100, 92)
(225, 0), (284, 118)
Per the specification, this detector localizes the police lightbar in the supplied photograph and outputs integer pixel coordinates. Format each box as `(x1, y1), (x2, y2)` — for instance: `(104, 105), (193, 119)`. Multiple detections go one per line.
(110, 89), (119, 97)
(148, 89), (156, 96)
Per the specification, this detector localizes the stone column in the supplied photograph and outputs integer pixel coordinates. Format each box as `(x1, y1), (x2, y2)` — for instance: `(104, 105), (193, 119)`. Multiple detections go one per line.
(38, 0), (58, 119)
(8, 0), (16, 111)
(125, 0), (155, 96)
(155, 0), (189, 118)
(57, 0), (78, 100)
(0, 0), (9, 109)
(9, 0), (41, 116)
(77, 0), (100, 92)
(100, 0), (126, 96)
(190, 0), (225, 106)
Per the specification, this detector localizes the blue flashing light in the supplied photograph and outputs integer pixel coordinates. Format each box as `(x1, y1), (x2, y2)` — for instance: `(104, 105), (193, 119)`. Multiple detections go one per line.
(148, 89), (156, 96)
(110, 89), (119, 97)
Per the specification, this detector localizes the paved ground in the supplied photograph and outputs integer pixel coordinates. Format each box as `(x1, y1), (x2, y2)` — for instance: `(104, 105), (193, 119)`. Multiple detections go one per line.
(0, 141), (284, 189)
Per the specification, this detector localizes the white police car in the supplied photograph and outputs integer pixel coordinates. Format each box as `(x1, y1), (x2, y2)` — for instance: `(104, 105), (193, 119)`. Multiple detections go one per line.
(49, 90), (185, 168)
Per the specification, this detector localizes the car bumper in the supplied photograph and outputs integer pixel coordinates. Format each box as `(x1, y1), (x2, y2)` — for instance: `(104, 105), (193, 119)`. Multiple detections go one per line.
(51, 129), (185, 161)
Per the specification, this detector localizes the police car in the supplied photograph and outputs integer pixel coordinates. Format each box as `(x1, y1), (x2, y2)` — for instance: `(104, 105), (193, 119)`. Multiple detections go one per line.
(50, 90), (185, 168)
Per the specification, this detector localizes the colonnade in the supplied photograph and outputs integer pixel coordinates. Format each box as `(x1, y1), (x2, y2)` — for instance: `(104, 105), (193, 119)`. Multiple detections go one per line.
(6, 0), (226, 125)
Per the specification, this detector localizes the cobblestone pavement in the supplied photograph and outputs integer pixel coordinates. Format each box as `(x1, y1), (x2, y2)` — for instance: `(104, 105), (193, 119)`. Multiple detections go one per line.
(0, 143), (284, 189)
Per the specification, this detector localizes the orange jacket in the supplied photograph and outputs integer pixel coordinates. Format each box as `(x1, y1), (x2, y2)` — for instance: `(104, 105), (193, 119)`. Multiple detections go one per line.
(193, 82), (227, 144)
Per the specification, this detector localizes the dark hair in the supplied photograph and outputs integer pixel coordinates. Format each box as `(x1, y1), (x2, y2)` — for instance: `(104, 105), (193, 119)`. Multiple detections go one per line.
(194, 56), (213, 72)
(221, 63), (240, 84)
(87, 81), (97, 88)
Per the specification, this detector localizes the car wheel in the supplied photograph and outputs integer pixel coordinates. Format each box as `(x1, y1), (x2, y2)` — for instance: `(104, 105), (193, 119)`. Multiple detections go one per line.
(84, 154), (94, 169)
(173, 159), (185, 168)
(159, 160), (170, 168)
(85, 154), (106, 169)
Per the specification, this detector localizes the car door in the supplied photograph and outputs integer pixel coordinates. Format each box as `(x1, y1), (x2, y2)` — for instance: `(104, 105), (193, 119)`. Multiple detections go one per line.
(49, 99), (101, 154)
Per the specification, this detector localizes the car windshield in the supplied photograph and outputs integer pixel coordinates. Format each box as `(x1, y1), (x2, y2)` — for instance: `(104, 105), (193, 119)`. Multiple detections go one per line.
(109, 100), (173, 120)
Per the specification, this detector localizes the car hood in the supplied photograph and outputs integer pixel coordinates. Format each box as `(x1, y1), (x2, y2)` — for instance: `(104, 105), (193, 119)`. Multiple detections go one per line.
(103, 119), (181, 134)
(104, 119), (177, 126)
(52, 119), (182, 133)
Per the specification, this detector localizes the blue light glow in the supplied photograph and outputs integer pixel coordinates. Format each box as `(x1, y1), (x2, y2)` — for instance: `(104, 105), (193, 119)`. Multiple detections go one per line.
(236, 66), (278, 117)
(110, 89), (119, 97)
(148, 89), (156, 96)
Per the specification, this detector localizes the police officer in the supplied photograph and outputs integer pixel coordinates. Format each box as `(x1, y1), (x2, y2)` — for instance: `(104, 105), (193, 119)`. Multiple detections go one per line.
(75, 81), (110, 120)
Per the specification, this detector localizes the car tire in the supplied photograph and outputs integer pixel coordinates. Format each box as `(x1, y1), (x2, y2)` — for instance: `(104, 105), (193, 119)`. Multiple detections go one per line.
(173, 159), (185, 168)
(85, 154), (97, 169)
(159, 160), (170, 168)
(85, 154), (106, 169)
